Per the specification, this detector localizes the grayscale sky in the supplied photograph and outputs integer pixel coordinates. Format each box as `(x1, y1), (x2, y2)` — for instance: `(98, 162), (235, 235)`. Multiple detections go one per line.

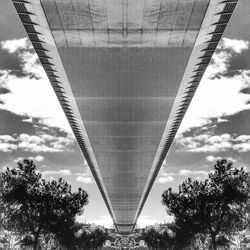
(0, 0), (250, 227)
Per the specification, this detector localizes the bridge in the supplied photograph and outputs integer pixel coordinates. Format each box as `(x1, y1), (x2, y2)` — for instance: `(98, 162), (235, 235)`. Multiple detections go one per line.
(12, 0), (237, 234)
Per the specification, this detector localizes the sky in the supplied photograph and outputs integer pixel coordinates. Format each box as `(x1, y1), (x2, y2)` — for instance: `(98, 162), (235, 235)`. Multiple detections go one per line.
(1, 0), (250, 228)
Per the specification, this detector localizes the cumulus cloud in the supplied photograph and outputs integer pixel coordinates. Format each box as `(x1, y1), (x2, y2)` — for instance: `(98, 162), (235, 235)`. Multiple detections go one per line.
(233, 135), (250, 152)
(179, 38), (250, 133)
(157, 176), (174, 184)
(1, 38), (28, 53)
(18, 133), (73, 153)
(177, 132), (250, 153)
(176, 133), (232, 153)
(76, 176), (93, 184)
(206, 155), (236, 163)
(235, 135), (250, 142)
(1, 38), (42, 80)
(157, 169), (208, 183)
(0, 135), (17, 152)
(179, 169), (209, 176)
(233, 143), (250, 152)
(42, 169), (72, 176)
(75, 169), (94, 184)
(0, 133), (74, 153)
(0, 38), (71, 132)
(32, 155), (45, 162)
(206, 155), (218, 162)
(158, 169), (210, 180)
(0, 135), (16, 142)
(222, 38), (249, 53)
(0, 143), (17, 152)
(14, 155), (44, 163)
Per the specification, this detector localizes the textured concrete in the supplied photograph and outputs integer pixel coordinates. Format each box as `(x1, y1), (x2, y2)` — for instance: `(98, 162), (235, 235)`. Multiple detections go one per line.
(41, 0), (209, 47)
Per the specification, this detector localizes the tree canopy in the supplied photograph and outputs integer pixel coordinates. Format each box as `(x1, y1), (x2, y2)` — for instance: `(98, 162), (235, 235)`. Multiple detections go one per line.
(77, 226), (109, 250)
(162, 159), (250, 250)
(0, 159), (88, 250)
(141, 227), (171, 250)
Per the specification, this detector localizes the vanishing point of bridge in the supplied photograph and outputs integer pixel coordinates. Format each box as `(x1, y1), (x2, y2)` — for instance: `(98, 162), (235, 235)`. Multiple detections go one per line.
(12, 0), (237, 234)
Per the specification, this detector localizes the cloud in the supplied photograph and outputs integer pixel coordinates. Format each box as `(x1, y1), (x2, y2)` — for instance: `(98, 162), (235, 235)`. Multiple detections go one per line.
(13, 155), (44, 163)
(76, 176), (93, 184)
(157, 176), (174, 184)
(206, 155), (221, 162)
(222, 38), (249, 53)
(234, 135), (250, 142)
(1, 38), (42, 80)
(0, 143), (18, 152)
(32, 155), (45, 162)
(207, 38), (249, 79)
(233, 135), (250, 152)
(42, 169), (72, 176)
(0, 38), (72, 132)
(206, 155), (236, 163)
(1, 38), (28, 53)
(158, 169), (210, 181)
(233, 143), (250, 152)
(18, 133), (73, 153)
(0, 133), (74, 153)
(0, 135), (16, 142)
(75, 169), (94, 184)
(0, 135), (17, 152)
(176, 133), (232, 152)
(179, 38), (250, 133)
(217, 117), (228, 123)
(179, 169), (209, 176)
(177, 132), (250, 153)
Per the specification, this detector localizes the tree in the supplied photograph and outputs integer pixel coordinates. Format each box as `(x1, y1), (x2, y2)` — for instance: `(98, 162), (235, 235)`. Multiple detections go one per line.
(20, 235), (35, 248)
(77, 227), (108, 250)
(51, 219), (82, 249)
(139, 223), (196, 250)
(162, 159), (250, 250)
(0, 159), (88, 250)
(0, 185), (5, 228)
(167, 222), (197, 249)
(141, 227), (172, 250)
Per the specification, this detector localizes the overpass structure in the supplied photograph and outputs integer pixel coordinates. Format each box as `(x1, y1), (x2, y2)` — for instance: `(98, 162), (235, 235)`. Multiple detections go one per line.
(12, 0), (237, 234)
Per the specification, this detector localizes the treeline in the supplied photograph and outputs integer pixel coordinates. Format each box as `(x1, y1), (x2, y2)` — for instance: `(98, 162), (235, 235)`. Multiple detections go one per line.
(0, 159), (108, 250)
(140, 160), (250, 250)
(0, 159), (249, 250)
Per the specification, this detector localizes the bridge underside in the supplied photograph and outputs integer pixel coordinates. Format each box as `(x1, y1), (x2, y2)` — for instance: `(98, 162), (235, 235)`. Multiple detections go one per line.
(12, 0), (237, 233)
(59, 46), (191, 231)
